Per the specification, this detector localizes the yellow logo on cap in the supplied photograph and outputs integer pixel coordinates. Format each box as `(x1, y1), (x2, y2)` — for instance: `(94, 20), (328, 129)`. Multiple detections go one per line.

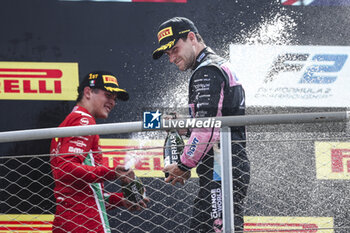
(158, 27), (173, 42)
(153, 39), (176, 54)
(89, 73), (98, 79)
(179, 29), (190, 35)
(103, 75), (119, 86)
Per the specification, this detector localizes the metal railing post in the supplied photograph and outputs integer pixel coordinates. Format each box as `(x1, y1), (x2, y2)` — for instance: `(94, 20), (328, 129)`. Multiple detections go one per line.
(220, 126), (234, 233)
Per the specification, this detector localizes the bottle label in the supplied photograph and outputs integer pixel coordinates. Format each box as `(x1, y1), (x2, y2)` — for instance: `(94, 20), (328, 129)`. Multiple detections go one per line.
(122, 178), (145, 203)
(170, 134), (180, 163)
(164, 155), (171, 167)
(163, 130), (184, 177)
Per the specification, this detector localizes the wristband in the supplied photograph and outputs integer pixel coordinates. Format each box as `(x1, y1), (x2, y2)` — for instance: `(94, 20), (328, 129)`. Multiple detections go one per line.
(177, 158), (192, 172)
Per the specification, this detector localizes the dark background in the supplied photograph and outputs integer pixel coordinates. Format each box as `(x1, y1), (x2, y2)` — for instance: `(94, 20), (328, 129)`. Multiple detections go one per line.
(0, 0), (350, 232)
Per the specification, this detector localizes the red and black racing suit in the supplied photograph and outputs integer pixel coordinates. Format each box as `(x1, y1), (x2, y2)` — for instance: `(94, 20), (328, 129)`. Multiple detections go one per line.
(177, 47), (250, 232)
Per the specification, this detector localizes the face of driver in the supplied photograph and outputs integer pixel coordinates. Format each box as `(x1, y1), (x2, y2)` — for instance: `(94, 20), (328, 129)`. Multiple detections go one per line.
(86, 87), (117, 119)
(165, 33), (197, 71)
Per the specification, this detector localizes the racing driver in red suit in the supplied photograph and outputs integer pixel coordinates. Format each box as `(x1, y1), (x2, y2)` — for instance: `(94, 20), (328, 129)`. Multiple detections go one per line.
(50, 71), (149, 233)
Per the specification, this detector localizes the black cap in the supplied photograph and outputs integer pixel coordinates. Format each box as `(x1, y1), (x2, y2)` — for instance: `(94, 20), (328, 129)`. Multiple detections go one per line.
(78, 71), (129, 101)
(152, 17), (198, 60)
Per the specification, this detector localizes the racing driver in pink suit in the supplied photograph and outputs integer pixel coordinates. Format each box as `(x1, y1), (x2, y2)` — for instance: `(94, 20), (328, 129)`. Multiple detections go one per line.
(153, 17), (250, 232)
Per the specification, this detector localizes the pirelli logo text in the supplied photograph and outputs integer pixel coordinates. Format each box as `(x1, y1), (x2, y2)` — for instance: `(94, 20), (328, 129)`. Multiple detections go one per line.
(103, 75), (118, 85)
(315, 141), (350, 180)
(158, 27), (173, 42)
(0, 214), (53, 232)
(244, 216), (334, 233)
(0, 62), (79, 100)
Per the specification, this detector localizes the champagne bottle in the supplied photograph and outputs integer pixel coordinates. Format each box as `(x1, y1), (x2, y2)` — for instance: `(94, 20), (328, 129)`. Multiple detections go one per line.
(122, 176), (145, 203)
(163, 129), (184, 178)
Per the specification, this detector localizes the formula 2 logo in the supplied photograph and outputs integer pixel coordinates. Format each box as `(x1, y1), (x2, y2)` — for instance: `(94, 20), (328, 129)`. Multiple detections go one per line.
(265, 53), (348, 84)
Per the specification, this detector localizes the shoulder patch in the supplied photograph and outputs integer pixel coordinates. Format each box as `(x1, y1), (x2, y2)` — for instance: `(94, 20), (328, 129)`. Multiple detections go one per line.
(80, 117), (90, 125)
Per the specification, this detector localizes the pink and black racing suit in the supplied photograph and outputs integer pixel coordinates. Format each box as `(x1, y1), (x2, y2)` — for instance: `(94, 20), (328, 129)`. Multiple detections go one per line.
(177, 47), (250, 233)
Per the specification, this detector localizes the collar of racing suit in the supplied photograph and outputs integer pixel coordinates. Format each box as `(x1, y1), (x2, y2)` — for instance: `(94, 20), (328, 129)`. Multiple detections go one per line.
(192, 47), (215, 70)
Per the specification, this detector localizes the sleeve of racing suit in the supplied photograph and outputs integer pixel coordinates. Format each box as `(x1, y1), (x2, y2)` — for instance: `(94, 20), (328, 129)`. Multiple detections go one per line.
(178, 66), (225, 170)
(53, 115), (117, 183)
(105, 192), (124, 209)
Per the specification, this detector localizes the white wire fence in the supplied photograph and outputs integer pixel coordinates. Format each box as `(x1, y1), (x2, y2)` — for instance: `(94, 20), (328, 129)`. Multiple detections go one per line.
(0, 112), (350, 232)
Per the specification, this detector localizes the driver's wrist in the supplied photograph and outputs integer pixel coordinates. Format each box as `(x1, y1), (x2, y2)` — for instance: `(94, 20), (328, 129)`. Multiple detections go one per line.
(177, 160), (191, 172)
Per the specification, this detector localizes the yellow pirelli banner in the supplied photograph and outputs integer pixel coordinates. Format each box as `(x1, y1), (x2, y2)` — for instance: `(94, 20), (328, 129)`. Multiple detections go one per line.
(0, 214), (53, 232)
(315, 141), (350, 180)
(0, 62), (79, 100)
(100, 138), (198, 178)
(244, 216), (334, 232)
(0, 215), (333, 232)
